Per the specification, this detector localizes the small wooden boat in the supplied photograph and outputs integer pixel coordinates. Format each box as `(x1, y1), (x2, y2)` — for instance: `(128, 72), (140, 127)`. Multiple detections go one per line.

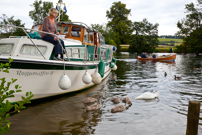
(137, 54), (176, 61)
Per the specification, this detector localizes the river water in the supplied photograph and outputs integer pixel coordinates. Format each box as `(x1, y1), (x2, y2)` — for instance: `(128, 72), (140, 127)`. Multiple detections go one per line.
(8, 53), (202, 135)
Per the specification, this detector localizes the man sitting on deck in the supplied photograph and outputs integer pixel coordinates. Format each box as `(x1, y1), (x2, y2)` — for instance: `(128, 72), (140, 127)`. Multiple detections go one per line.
(141, 52), (147, 58)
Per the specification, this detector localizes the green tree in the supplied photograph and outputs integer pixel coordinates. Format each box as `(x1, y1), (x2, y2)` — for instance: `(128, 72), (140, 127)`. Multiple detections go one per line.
(129, 35), (147, 53)
(0, 58), (34, 134)
(29, 0), (71, 24)
(91, 24), (106, 34)
(60, 11), (71, 22)
(29, 0), (53, 25)
(106, 1), (132, 50)
(0, 14), (26, 38)
(129, 18), (159, 53)
(176, 0), (202, 54)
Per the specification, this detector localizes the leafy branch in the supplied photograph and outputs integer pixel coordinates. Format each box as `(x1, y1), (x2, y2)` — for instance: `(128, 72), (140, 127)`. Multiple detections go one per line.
(0, 58), (34, 134)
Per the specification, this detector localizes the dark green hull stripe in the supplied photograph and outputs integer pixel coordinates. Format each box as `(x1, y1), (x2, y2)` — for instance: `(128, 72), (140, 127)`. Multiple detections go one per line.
(0, 58), (98, 70)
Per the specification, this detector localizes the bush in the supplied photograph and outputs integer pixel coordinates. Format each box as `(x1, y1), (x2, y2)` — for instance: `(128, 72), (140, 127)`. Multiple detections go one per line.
(0, 58), (34, 134)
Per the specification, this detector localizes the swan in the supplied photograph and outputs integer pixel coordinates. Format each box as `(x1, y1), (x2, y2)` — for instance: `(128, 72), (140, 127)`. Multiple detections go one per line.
(110, 97), (120, 104)
(135, 91), (159, 100)
(121, 97), (132, 105)
(83, 97), (97, 104)
(111, 103), (127, 113)
(86, 95), (102, 111)
(174, 75), (181, 80)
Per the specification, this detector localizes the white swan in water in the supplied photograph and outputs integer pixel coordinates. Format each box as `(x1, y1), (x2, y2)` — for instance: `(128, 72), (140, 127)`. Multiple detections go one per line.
(135, 91), (160, 100)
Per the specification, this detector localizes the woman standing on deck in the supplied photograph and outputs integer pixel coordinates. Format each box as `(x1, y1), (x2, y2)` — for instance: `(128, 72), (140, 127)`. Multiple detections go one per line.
(40, 8), (66, 60)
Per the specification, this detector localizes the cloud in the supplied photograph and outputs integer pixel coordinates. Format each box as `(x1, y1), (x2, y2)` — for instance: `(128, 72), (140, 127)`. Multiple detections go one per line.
(0, 0), (196, 35)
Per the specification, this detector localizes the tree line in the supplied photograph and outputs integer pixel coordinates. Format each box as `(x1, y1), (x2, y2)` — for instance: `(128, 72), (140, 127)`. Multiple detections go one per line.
(1, 0), (202, 54)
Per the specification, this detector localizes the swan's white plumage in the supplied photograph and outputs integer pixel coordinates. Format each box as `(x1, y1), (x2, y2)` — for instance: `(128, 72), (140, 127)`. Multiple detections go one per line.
(135, 91), (159, 100)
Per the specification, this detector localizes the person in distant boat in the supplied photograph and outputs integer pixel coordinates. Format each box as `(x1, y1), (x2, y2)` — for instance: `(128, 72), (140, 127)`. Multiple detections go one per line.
(141, 52), (147, 58)
(40, 8), (66, 60)
(152, 53), (156, 58)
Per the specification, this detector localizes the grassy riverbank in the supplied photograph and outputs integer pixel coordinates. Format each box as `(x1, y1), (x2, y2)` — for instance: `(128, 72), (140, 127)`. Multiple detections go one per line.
(158, 38), (182, 46)
(156, 38), (182, 52)
(120, 38), (183, 52)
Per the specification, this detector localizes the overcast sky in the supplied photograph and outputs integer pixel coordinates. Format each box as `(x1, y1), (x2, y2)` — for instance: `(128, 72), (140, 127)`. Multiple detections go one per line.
(0, 0), (195, 35)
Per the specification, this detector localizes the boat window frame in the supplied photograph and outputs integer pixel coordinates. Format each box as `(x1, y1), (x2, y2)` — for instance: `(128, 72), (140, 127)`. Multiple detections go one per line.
(19, 44), (48, 56)
(70, 26), (82, 38)
(60, 24), (70, 35)
(89, 32), (94, 44)
(82, 29), (94, 46)
(101, 47), (107, 60)
(0, 43), (14, 54)
(83, 29), (89, 43)
(99, 33), (105, 45)
(100, 47), (111, 60)
(65, 47), (87, 59)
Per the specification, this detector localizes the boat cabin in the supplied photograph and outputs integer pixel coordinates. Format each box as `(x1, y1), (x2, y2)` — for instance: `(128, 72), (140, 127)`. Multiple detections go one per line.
(31, 22), (105, 47)
(0, 22), (113, 62)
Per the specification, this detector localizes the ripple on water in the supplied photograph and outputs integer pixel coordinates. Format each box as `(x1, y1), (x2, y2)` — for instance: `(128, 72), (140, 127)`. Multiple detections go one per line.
(8, 54), (202, 135)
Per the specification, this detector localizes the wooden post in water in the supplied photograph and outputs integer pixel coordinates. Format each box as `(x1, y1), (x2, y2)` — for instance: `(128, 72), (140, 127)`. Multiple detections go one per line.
(186, 101), (201, 135)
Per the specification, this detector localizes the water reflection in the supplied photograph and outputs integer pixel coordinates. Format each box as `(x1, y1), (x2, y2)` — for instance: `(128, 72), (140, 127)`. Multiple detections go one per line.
(8, 53), (202, 135)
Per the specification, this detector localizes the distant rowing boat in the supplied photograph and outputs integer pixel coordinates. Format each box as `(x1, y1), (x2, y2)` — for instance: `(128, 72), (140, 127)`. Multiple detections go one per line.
(137, 54), (176, 61)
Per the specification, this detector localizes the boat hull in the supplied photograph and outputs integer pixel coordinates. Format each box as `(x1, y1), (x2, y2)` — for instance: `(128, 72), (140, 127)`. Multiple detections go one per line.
(137, 54), (176, 61)
(0, 58), (111, 102)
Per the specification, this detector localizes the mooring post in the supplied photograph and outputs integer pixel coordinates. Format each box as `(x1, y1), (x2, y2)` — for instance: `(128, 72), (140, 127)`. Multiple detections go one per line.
(186, 101), (201, 135)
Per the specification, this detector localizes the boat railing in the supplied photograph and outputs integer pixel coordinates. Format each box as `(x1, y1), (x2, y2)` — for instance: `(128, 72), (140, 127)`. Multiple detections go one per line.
(0, 24), (111, 63)
(59, 21), (93, 32)
(0, 24), (70, 61)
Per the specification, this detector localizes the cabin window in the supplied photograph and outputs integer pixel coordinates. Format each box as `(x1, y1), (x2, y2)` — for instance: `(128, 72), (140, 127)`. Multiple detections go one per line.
(84, 29), (89, 43)
(72, 48), (79, 58)
(89, 32), (94, 43)
(0, 44), (13, 54)
(97, 33), (99, 43)
(61, 25), (69, 34)
(66, 48), (72, 57)
(101, 48), (107, 59)
(79, 48), (85, 59)
(65, 47), (86, 59)
(99, 34), (105, 45)
(71, 26), (81, 37)
(20, 44), (47, 55)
